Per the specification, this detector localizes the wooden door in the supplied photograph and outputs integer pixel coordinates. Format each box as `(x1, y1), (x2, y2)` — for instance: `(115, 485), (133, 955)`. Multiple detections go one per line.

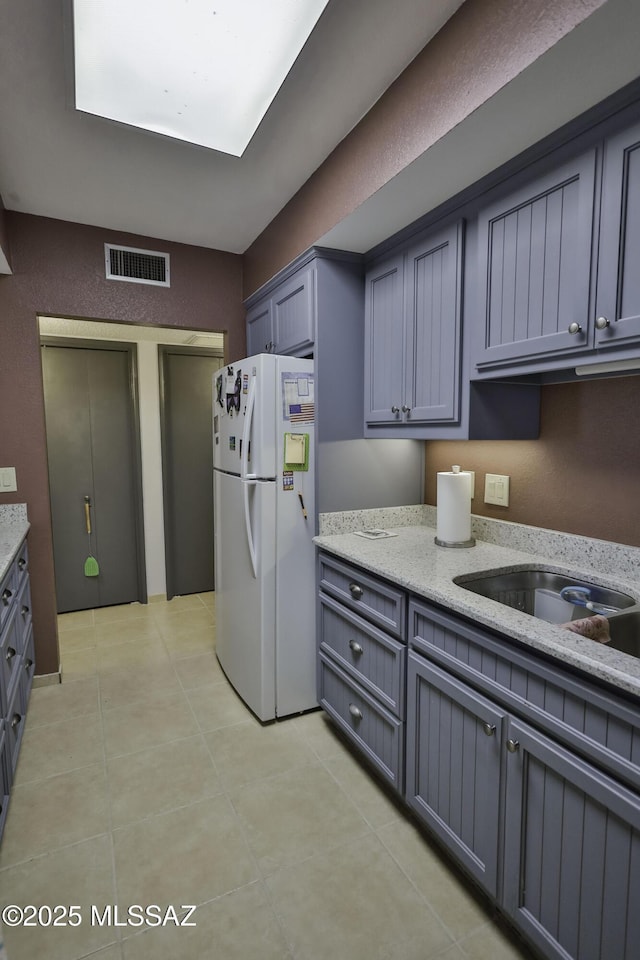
(41, 341), (146, 613)
(159, 347), (223, 599)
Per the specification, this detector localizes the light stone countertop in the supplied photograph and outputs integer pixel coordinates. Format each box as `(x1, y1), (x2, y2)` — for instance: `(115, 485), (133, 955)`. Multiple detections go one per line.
(315, 514), (640, 700)
(0, 504), (29, 583)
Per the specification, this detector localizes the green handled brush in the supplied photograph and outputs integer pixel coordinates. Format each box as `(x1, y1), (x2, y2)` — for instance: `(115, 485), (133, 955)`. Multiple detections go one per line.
(84, 496), (100, 577)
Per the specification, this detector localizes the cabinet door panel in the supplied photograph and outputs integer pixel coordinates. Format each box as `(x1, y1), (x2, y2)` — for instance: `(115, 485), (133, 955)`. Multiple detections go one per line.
(503, 717), (640, 960)
(406, 222), (462, 422)
(477, 151), (596, 370)
(596, 121), (640, 348)
(364, 254), (405, 424)
(246, 300), (274, 355)
(272, 267), (314, 355)
(406, 651), (504, 894)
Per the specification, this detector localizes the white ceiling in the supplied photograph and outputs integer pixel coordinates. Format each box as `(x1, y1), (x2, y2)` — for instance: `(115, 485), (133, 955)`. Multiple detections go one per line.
(1, 0), (639, 263)
(0, 0), (464, 255)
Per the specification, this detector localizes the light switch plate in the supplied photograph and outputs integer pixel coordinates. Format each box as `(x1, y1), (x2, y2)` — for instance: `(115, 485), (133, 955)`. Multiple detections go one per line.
(0, 467), (17, 492)
(484, 473), (509, 507)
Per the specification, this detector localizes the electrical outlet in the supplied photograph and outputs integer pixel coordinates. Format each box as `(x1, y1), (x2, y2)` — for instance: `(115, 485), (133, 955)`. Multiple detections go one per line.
(0, 467), (17, 492)
(484, 473), (509, 507)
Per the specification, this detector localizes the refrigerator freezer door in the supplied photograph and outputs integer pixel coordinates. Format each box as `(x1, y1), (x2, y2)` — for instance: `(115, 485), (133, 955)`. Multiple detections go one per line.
(214, 469), (277, 721)
(213, 355), (278, 479)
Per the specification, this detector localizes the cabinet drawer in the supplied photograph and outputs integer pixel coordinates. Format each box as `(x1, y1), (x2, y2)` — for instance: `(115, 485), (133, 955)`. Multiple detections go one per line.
(16, 575), (32, 654)
(319, 595), (405, 715)
(409, 598), (640, 793)
(319, 554), (405, 639)
(318, 652), (404, 792)
(6, 680), (26, 777)
(20, 627), (35, 713)
(0, 723), (9, 837)
(0, 606), (22, 714)
(0, 565), (16, 634)
(14, 541), (29, 591)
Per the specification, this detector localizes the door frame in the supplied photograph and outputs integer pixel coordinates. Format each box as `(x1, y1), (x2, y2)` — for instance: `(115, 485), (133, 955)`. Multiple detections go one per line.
(40, 336), (148, 606)
(158, 344), (223, 600)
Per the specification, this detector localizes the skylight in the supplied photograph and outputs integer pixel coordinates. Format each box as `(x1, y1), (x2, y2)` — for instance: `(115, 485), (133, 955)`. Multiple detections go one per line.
(72, 0), (330, 157)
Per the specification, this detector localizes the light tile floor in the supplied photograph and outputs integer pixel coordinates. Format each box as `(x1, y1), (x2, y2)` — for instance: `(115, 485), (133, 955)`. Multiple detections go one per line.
(0, 594), (536, 960)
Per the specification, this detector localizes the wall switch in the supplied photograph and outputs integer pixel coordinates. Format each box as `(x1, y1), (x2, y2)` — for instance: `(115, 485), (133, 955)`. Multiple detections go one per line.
(484, 473), (509, 507)
(0, 467), (17, 492)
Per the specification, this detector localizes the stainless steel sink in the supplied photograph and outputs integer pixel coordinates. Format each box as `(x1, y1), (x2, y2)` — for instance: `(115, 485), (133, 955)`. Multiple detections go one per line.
(454, 567), (640, 658)
(453, 568), (636, 616)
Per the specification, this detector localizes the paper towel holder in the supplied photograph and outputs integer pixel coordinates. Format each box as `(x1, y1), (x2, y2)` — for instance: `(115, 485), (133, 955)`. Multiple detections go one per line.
(434, 535), (476, 548)
(434, 464), (476, 548)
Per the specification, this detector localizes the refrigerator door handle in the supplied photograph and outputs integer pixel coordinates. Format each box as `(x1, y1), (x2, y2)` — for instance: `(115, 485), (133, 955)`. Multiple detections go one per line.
(241, 374), (257, 480)
(243, 479), (258, 579)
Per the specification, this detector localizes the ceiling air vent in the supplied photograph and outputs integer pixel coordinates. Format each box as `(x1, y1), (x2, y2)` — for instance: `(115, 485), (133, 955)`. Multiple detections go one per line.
(105, 243), (170, 287)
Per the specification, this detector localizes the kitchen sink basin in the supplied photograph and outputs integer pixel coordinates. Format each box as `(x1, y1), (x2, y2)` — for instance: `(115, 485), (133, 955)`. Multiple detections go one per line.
(453, 568), (636, 618)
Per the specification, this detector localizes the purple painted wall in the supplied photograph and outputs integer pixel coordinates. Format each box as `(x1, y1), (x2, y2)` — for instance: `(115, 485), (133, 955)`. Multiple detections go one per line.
(0, 213), (243, 674)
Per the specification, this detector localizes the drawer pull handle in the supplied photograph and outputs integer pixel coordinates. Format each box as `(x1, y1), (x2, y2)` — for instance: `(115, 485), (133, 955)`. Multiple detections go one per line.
(506, 739), (520, 753)
(6, 646), (16, 663)
(2, 589), (12, 605)
(349, 639), (364, 656)
(482, 722), (496, 737)
(24, 658), (33, 671)
(349, 583), (363, 600)
(11, 713), (21, 731)
(348, 703), (363, 721)
(21, 605), (30, 617)
(18, 558), (26, 570)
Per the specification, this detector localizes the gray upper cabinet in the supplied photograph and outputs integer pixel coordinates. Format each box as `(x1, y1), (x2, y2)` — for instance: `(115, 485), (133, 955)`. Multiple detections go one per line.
(245, 265), (314, 357)
(246, 299), (274, 355)
(475, 150), (597, 372)
(365, 221), (463, 427)
(595, 120), (640, 351)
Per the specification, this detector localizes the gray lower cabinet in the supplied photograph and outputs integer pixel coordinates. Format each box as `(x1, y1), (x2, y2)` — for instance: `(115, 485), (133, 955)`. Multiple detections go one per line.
(317, 550), (640, 960)
(0, 537), (35, 841)
(317, 554), (406, 792)
(407, 597), (640, 960)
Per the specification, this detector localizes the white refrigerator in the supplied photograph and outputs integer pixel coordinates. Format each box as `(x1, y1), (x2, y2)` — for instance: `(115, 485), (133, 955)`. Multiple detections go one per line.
(213, 353), (316, 721)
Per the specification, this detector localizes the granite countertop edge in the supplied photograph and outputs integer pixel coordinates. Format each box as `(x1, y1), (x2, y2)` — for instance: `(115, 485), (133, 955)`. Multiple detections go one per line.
(0, 505), (30, 583)
(314, 518), (640, 700)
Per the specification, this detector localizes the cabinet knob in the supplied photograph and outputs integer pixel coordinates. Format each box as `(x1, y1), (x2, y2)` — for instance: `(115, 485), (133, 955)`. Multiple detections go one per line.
(2, 588), (12, 606)
(24, 658), (33, 671)
(348, 582), (363, 600)
(595, 316), (610, 330)
(401, 405), (411, 413)
(567, 322), (582, 335)
(349, 639), (364, 656)
(18, 558), (26, 571)
(391, 405), (400, 414)
(21, 605), (30, 617)
(348, 703), (363, 720)
(482, 722), (496, 737)
(11, 713), (21, 731)
(506, 739), (520, 753)
(5, 646), (16, 663)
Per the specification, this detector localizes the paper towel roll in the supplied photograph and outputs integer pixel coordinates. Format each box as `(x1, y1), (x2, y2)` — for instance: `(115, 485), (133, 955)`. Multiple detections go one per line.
(436, 465), (474, 547)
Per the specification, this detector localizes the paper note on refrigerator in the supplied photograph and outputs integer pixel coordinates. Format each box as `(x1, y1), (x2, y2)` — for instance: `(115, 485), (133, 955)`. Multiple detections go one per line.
(282, 374), (315, 423)
(284, 433), (306, 465)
